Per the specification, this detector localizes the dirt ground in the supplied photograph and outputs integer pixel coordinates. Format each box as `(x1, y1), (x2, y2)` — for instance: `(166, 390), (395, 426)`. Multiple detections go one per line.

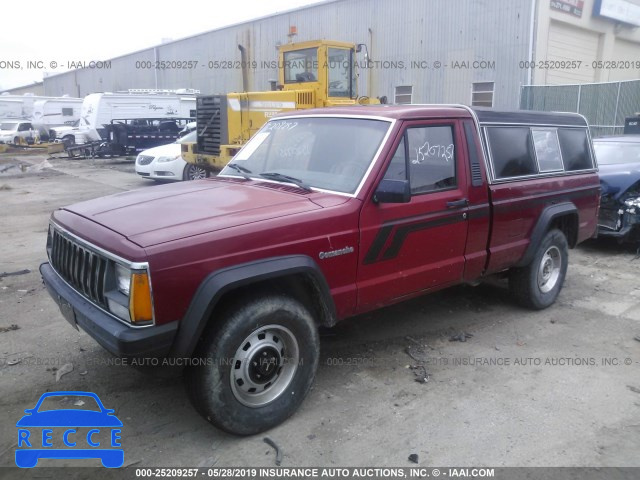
(0, 153), (639, 473)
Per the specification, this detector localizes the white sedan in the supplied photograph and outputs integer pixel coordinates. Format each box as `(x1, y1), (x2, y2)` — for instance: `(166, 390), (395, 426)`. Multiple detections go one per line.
(135, 131), (207, 181)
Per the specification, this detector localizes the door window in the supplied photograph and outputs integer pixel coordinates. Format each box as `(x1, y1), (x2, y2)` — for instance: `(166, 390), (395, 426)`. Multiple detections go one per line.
(383, 125), (456, 194)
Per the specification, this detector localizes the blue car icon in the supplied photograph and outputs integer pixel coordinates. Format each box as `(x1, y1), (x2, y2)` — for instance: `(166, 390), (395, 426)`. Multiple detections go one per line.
(16, 391), (123, 468)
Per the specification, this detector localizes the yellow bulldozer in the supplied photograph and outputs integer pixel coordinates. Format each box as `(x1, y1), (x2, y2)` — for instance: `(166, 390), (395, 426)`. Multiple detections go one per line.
(182, 39), (383, 172)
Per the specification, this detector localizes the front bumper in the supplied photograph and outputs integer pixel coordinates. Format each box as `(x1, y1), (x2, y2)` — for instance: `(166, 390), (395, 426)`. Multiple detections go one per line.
(41, 262), (178, 358)
(597, 207), (639, 241)
(135, 159), (185, 181)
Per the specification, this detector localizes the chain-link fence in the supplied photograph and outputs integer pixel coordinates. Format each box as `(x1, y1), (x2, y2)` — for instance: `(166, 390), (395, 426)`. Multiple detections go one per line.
(520, 80), (640, 138)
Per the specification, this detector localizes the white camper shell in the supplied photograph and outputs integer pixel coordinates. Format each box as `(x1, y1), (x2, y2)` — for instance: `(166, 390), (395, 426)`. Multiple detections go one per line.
(0, 98), (25, 120)
(0, 94), (81, 119)
(32, 98), (83, 127)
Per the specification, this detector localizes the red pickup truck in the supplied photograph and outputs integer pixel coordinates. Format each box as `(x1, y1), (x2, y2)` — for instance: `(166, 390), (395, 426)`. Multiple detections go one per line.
(41, 105), (599, 435)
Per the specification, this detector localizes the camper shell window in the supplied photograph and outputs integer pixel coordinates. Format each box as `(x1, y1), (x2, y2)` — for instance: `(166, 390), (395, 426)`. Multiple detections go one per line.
(473, 108), (594, 182)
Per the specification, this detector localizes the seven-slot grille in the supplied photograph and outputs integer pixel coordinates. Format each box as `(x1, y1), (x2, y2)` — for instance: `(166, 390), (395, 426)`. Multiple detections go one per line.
(137, 155), (154, 165)
(49, 228), (108, 308)
(196, 95), (228, 156)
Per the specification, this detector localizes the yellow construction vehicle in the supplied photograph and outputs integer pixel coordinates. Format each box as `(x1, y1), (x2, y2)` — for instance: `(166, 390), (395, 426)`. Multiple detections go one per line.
(182, 39), (383, 171)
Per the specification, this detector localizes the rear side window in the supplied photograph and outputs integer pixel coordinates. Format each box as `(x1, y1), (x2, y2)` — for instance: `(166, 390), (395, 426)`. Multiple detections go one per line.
(532, 128), (563, 172)
(558, 128), (593, 171)
(487, 127), (536, 179)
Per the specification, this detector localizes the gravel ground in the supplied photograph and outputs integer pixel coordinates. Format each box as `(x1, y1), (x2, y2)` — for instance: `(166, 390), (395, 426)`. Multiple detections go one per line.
(0, 153), (639, 476)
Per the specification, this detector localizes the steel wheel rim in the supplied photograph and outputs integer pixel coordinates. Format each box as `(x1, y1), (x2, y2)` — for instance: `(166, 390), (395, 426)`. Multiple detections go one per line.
(230, 324), (299, 408)
(537, 246), (561, 293)
(188, 165), (207, 180)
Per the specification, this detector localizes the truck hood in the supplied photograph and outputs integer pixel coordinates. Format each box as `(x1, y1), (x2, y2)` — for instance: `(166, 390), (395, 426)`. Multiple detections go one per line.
(599, 162), (640, 200)
(62, 179), (323, 247)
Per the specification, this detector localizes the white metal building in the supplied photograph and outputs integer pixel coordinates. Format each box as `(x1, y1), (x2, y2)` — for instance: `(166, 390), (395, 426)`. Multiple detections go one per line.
(25, 0), (640, 109)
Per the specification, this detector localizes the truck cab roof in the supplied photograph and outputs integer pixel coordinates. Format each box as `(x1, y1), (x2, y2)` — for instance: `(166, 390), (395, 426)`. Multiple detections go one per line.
(274, 104), (589, 127)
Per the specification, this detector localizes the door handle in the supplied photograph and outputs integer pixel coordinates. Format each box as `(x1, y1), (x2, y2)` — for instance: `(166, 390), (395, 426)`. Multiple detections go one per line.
(446, 198), (468, 208)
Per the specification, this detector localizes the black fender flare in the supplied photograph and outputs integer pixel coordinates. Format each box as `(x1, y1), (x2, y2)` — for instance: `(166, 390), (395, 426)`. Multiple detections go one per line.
(170, 255), (336, 358)
(514, 202), (578, 268)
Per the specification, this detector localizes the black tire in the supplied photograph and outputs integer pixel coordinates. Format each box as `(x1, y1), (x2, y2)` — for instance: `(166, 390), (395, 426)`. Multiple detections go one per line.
(183, 163), (207, 181)
(509, 229), (569, 310)
(62, 135), (75, 147)
(185, 295), (319, 435)
(13, 136), (20, 146)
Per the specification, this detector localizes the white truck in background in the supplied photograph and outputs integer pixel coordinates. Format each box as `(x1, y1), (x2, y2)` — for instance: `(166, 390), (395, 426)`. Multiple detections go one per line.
(51, 90), (197, 146)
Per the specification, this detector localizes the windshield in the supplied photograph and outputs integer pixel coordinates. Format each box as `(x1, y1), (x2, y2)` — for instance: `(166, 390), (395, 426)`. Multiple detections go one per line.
(328, 48), (355, 98)
(283, 48), (318, 83)
(220, 117), (391, 194)
(0, 122), (18, 130)
(594, 141), (640, 165)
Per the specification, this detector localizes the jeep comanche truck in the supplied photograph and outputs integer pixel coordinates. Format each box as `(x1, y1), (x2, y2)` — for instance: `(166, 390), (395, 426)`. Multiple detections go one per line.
(41, 105), (599, 435)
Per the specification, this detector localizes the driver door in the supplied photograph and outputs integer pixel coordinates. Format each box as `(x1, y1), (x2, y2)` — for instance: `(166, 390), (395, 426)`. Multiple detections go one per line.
(357, 120), (470, 310)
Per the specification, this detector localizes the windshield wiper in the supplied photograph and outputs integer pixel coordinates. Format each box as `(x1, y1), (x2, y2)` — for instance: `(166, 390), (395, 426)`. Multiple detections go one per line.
(259, 172), (312, 192)
(226, 163), (253, 180)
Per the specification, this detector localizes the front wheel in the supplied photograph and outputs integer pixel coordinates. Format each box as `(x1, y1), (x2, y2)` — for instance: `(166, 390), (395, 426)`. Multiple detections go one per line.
(62, 135), (75, 147)
(185, 295), (319, 435)
(183, 163), (207, 181)
(509, 229), (569, 310)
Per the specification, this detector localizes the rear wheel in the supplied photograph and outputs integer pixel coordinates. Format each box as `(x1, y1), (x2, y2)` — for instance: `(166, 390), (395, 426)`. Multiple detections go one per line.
(183, 163), (207, 181)
(185, 295), (319, 435)
(62, 135), (75, 147)
(509, 229), (568, 310)
(13, 136), (20, 146)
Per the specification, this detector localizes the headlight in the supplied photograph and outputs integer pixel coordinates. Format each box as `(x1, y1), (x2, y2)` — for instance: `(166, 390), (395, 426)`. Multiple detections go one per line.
(157, 155), (180, 163)
(107, 263), (154, 325)
(623, 197), (640, 208)
(115, 264), (131, 295)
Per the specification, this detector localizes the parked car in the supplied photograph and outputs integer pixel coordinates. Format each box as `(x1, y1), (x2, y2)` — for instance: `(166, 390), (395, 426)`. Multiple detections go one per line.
(594, 135), (640, 242)
(0, 120), (35, 144)
(41, 105), (599, 435)
(135, 130), (207, 181)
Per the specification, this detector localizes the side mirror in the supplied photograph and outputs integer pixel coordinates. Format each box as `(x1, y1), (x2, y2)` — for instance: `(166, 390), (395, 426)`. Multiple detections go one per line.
(374, 179), (411, 203)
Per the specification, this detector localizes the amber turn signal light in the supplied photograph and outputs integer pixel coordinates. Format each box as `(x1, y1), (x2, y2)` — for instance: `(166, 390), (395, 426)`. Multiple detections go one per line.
(129, 272), (153, 323)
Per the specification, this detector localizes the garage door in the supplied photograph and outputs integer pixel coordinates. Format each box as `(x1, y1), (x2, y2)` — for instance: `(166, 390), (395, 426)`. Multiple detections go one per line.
(546, 20), (600, 84)
(609, 39), (640, 81)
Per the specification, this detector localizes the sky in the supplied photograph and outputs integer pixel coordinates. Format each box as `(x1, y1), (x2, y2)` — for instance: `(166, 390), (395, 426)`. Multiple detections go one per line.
(0, 0), (326, 91)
